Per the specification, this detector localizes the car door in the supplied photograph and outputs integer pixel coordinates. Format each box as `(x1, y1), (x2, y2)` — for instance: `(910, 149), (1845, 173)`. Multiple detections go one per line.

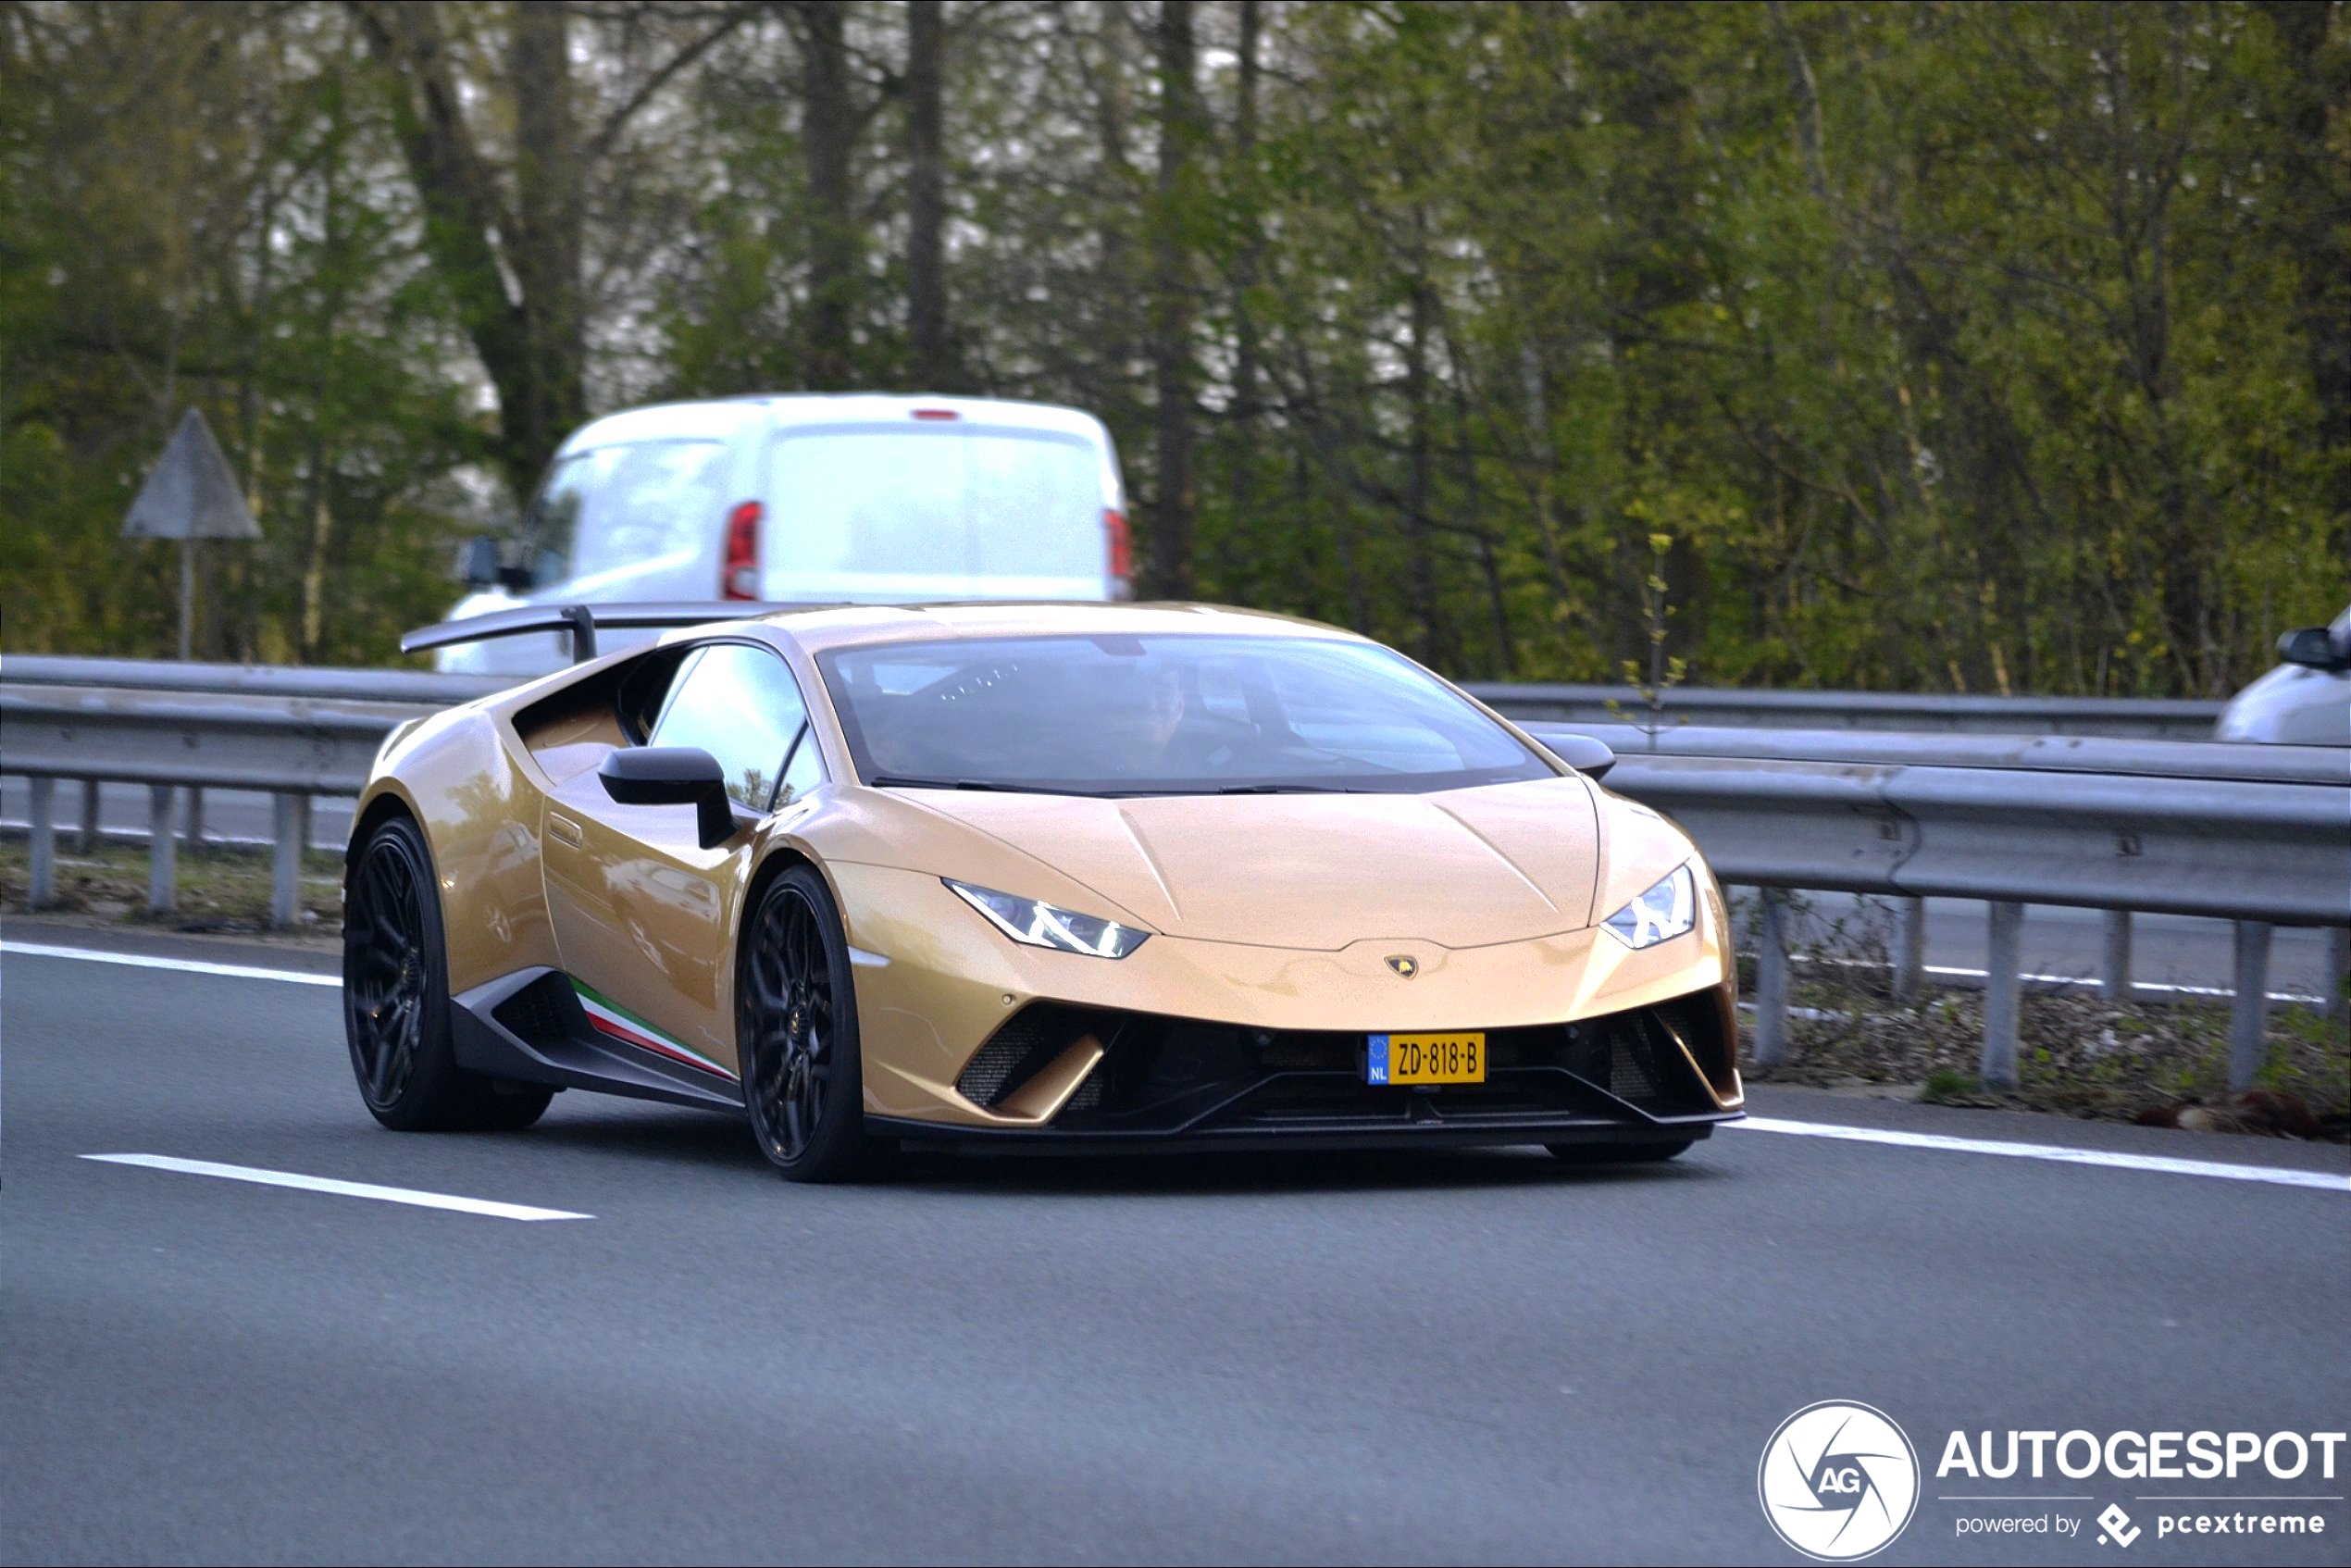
(541, 641), (825, 1078)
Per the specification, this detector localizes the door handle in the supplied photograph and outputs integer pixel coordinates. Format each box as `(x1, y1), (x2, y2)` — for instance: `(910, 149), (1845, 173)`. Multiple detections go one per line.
(547, 812), (585, 849)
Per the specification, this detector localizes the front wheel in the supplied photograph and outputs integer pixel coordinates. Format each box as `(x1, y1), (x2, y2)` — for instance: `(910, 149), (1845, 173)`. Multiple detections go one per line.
(738, 865), (888, 1182)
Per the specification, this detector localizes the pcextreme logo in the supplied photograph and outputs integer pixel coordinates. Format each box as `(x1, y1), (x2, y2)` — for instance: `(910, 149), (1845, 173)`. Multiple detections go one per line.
(1759, 1400), (1922, 1562)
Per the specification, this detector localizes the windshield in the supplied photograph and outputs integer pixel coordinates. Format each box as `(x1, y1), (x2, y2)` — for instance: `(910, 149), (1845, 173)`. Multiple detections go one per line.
(817, 635), (1556, 796)
(766, 426), (1103, 596)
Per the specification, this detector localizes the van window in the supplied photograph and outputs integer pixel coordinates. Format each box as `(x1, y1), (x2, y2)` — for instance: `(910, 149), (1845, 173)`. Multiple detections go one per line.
(765, 426), (1101, 596)
(570, 441), (728, 582)
(646, 642), (810, 811)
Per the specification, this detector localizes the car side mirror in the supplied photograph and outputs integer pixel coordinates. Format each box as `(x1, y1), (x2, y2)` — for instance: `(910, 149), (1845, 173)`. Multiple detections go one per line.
(461, 534), (538, 592)
(460, 535), (502, 589)
(1544, 733), (1617, 780)
(599, 747), (740, 849)
(2277, 627), (2349, 672)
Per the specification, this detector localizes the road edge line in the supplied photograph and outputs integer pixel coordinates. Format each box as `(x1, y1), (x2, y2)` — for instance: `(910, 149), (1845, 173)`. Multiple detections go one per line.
(3, 940), (338, 987)
(1728, 1115), (2347, 1192)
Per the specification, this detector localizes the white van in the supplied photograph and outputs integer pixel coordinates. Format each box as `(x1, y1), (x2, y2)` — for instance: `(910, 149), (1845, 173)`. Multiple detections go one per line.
(437, 393), (1131, 675)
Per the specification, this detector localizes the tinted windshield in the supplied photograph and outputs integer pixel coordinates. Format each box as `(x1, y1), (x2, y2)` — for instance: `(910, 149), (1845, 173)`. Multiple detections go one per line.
(766, 427), (1102, 596)
(818, 635), (1555, 796)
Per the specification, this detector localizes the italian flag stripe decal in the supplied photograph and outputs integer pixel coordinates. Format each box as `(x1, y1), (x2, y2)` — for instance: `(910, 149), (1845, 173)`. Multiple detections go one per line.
(571, 980), (738, 1081)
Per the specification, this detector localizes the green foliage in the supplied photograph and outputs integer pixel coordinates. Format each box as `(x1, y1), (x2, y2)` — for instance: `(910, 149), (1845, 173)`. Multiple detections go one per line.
(2, 1), (2342, 681)
(0, 3), (483, 663)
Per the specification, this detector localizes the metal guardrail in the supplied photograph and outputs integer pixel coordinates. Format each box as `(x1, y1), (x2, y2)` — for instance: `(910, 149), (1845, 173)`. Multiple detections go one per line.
(0, 682), (430, 926)
(7, 655), (2233, 737)
(1524, 722), (2347, 787)
(1474, 681), (2227, 738)
(2, 653), (507, 706)
(3, 661), (2343, 1095)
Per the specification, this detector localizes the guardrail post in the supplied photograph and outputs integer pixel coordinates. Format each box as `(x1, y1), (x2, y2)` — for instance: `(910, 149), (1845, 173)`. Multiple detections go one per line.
(1981, 901), (2024, 1090)
(1892, 896), (1926, 1003)
(78, 779), (100, 852)
(2099, 910), (2133, 1003)
(146, 785), (176, 915)
(2229, 920), (2273, 1092)
(1752, 888), (1791, 1069)
(182, 785), (205, 850)
(270, 792), (304, 928)
(2326, 927), (2349, 1030)
(28, 777), (57, 910)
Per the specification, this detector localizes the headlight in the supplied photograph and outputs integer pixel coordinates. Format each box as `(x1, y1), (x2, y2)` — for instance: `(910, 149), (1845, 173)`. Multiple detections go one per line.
(1601, 863), (1697, 950)
(944, 878), (1151, 959)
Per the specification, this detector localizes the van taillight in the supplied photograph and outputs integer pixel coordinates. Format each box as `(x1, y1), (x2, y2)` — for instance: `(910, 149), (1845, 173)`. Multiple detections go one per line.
(1104, 509), (1134, 599)
(722, 501), (763, 600)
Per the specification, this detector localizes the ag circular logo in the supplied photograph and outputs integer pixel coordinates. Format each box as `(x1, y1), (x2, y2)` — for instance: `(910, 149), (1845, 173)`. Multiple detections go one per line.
(1757, 1400), (1920, 1561)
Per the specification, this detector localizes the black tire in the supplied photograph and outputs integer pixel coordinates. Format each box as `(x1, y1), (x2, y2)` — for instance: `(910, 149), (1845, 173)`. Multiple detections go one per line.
(1546, 1138), (1695, 1164)
(343, 815), (554, 1132)
(738, 865), (887, 1182)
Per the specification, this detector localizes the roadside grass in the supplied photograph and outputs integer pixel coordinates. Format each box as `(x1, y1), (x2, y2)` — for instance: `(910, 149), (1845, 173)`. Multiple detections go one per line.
(0, 835), (342, 931)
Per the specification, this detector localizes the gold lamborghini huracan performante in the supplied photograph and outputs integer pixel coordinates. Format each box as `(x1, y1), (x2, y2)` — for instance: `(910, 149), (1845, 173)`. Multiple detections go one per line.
(345, 603), (1743, 1180)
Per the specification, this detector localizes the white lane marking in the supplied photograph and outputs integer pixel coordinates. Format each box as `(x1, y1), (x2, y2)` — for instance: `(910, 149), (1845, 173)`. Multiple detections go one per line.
(81, 1154), (591, 1221)
(2, 940), (337, 987)
(1729, 1116), (2348, 1193)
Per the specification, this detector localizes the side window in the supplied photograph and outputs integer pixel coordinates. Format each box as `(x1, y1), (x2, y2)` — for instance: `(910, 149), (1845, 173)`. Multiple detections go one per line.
(646, 643), (810, 811)
(778, 725), (827, 805)
(570, 440), (728, 583)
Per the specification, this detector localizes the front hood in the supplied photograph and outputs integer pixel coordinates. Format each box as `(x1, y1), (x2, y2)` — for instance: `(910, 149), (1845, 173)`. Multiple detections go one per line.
(880, 777), (1603, 950)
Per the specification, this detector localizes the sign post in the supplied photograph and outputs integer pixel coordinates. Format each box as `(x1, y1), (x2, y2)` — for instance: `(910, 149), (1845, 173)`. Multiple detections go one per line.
(120, 407), (261, 658)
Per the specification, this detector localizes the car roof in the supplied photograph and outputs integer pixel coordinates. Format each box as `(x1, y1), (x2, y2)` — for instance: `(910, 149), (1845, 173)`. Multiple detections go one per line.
(557, 394), (1109, 455)
(713, 601), (1365, 656)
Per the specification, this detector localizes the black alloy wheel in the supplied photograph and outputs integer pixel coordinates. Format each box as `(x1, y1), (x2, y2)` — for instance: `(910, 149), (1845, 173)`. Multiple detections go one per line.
(343, 815), (552, 1132)
(739, 865), (886, 1181)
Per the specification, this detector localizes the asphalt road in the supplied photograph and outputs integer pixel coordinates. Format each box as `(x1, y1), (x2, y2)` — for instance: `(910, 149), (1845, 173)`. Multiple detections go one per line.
(3, 930), (2345, 1564)
(3, 778), (2340, 1000)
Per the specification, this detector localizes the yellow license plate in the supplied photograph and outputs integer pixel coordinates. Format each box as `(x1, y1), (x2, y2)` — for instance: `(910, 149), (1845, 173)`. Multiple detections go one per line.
(1368, 1032), (1486, 1086)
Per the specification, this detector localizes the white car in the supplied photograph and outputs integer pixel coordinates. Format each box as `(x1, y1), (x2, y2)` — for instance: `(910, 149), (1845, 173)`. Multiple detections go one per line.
(2215, 606), (2351, 745)
(439, 394), (1131, 676)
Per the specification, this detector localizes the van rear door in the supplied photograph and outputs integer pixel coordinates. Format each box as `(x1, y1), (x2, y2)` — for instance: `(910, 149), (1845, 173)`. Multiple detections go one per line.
(762, 422), (1109, 602)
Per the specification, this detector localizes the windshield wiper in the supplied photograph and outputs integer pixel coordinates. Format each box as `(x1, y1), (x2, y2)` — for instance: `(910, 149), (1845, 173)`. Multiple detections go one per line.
(865, 774), (1044, 793)
(1213, 782), (1364, 794)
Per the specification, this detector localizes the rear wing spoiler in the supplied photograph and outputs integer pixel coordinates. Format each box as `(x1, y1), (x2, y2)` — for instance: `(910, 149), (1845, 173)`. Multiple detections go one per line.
(400, 602), (840, 664)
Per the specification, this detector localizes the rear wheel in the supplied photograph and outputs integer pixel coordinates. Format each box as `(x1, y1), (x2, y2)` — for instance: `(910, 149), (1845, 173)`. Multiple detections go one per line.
(343, 815), (553, 1132)
(1546, 1139), (1694, 1164)
(739, 865), (888, 1182)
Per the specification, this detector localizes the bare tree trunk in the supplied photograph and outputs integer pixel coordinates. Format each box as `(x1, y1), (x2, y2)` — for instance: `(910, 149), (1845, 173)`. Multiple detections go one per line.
(1403, 267), (1440, 665)
(510, 0), (585, 471)
(347, 1), (582, 496)
(794, 0), (856, 391)
(906, 0), (948, 390)
(2256, 2), (2349, 508)
(1221, 0), (1262, 598)
(1148, 0), (1200, 598)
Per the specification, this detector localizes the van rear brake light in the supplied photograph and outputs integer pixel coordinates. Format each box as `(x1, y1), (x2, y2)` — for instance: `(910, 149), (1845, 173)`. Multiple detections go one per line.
(1104, 509), (1135, 599)
(912, 408), (959, 421)
(722, 501), (763, 600)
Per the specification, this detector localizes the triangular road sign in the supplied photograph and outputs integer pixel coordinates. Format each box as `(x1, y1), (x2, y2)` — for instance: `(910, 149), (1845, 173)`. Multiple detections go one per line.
(122, 408), (261, 541)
